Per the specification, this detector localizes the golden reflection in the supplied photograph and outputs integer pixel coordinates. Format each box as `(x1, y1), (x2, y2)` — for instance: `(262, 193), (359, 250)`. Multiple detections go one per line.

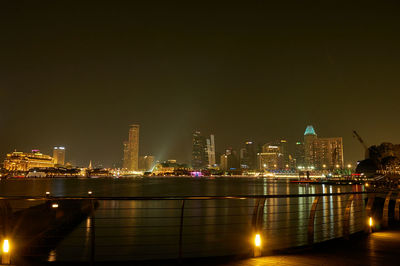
(47, 249), (56, 262)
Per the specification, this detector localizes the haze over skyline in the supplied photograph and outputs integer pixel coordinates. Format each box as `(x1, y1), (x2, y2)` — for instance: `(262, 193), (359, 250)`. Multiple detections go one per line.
(1, 1), (400, 167)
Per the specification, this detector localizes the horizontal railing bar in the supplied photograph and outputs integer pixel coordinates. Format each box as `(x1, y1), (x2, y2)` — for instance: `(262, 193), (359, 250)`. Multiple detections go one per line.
(0, 191), (372, 201)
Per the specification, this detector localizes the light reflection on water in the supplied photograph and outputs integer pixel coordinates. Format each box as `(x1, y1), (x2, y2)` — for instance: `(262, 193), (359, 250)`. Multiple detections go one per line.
(0, 177), (366, 261)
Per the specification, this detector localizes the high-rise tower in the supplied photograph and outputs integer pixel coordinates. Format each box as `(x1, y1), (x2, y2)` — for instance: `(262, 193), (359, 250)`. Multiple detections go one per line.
(301, 125), (344, 170)
(192, 131), (207, 169)
(240, 141), (257, 170)
(123, 124), (140, 171)
(206, 134), (216, 166)
(53, 146), (65, 165)
(304, 125), (317, 167)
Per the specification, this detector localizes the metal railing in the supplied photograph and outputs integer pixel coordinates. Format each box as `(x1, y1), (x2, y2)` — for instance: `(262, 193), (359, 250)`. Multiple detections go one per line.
(0, 191), (397, 264)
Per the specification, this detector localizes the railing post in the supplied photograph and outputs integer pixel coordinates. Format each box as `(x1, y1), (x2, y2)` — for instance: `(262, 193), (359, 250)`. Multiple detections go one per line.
(178, 199), (185, 261)
(0, 200), (12, 265)
(365, 194), (375, 233)
(257, 198), (266, 230)
(252, 198), (265, 257)
(89, 193), (95, 266)
(395, 192), (400, 221)
(308, 196), (320, 245)
(343, 194), (355, 239)
(251, 198), (260, 230)
(382, 191), (393, 228)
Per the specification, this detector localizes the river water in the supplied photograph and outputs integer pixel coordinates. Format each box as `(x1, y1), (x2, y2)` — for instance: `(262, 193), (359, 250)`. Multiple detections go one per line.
(0, 177), (366, 262)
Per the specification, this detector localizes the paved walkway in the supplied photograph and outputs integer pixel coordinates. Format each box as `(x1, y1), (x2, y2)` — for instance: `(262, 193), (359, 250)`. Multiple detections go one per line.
(224, 230), (400, 266)
(39, 229), (400, 266)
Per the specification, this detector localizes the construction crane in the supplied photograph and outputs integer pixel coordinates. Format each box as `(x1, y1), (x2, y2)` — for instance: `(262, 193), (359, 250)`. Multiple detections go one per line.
(352, 130), (369, 159)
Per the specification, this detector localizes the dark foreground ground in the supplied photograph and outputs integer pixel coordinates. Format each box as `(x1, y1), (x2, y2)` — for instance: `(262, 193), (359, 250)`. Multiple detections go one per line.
(41, 228), (400, 266)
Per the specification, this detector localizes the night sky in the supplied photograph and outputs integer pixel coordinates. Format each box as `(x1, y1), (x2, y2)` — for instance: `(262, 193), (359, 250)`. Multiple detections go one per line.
(1, 0), (400, 167)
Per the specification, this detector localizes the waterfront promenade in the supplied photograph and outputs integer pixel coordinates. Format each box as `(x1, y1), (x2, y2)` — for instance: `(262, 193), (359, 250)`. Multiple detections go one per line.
(46, 228), (399, 265)
(227, 229), (400, 266)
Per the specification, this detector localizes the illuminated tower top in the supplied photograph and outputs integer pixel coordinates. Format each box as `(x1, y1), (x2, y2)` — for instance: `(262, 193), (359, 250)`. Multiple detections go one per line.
(304, 125), (317, 136)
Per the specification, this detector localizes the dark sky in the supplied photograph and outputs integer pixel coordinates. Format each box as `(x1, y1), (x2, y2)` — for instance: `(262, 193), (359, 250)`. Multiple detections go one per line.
(1, 0), (400, 167)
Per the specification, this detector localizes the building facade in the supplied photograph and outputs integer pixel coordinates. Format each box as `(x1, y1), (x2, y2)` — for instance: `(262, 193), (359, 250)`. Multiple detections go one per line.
(123, 124), (140, 171)
(191, 131), (208, 169)
(294, 141), (305, 167)
(206, 134), (216, 167)
(302, 125), (344, 170)
(240, 141), (257, 170)
(313, 137), (344, 169)
(53, 146), (65, 165)
(257, 145), (280, 170)
(304, 125), (318, 168)
(3, 151), (55, 171)
(139, 155), (155, 172)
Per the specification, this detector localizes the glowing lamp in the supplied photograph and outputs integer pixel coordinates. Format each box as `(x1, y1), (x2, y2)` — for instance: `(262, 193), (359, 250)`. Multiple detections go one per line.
(2, 239), (9, 253)
(255, 234), (261, 247)
(52, 203), (59, 208)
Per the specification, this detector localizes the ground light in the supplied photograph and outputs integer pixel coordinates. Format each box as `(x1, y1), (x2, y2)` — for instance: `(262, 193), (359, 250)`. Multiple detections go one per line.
(2, 239), (10, 264)
(368, 217), (374, 233)
(253, 233), (262, 257)
(2, 240), (9, 253)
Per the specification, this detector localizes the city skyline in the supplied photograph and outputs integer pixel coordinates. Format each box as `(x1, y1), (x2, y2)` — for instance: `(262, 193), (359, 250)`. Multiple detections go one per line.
(2, 124), (348, 169)
(1, 1), (400, 167)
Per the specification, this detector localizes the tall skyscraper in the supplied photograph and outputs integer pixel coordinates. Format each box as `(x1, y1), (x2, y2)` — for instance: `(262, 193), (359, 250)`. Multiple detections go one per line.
(225, 147), (240, 170)
(313, 137), (344, 169)
(304, 125), (317, 167)
(302, 125), (344, 170)
(257, 144), (280, 170)
(240, 141), (257, 170)
(206, 134), (216, 166)
(123, 124), (140, 171)
(220, 154), (228, 171)
(294, 141), (305, 167)
(278, 139), (289, 168)
(192, 131), (208, 169)
(53, 146), (65, 165)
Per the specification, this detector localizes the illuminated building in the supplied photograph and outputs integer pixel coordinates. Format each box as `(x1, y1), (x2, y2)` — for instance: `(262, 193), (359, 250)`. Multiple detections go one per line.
(304, 125), (317, 168)
(294, 141), (305, 167)
(3, 150), (55, 171)
(240, 141), (257, 170)
(191, 131), (208, 169)
(152, 161), (190, 175)
(206, 134), (216, 166)
(123, 124), (140, 171)
(139, 155), (155, 171)
(224, 148), (240, 170)
(302, 125), (344, 169)
(313, 137), (344, 169)
(257, 145), (280, 170)
(220, 154), (228, 171)
(53, 146), (65, 165)
(278, 139), (289, 168)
